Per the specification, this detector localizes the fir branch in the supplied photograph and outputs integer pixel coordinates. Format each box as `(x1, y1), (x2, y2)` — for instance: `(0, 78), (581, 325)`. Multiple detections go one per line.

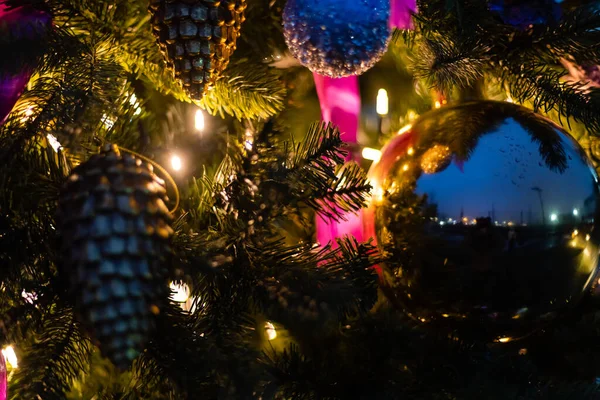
(10, 307), (93, 400)
(200, 63), (287, 121)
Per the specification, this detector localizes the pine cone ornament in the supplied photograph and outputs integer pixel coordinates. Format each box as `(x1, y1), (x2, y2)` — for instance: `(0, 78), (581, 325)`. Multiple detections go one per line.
(149, 0), (247, 101)
(57, 144), (173, 369)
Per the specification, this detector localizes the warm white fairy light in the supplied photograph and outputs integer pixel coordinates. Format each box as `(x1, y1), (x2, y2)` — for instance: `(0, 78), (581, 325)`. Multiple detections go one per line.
(170, 154), (182, 172)
(101, 114), (115, 130)
(376, 88), (389, 116)
(362, 147), (381, 162)
(195, 109), (205, 132)
(21, 289), (38, 304)
(265, 321), (277, 340)
(2, 345), (18, 368)
(169, 282), (190, 303)
(47, 133), (62, 152)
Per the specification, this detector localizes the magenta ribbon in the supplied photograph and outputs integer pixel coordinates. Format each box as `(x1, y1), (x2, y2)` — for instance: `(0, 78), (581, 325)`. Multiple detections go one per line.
(0, 351), (6, 400)
(0, 2), (51, 125)
(314, 74), (364, 246)
(389, 0), (417, 29)
(313, 0), (415, 246)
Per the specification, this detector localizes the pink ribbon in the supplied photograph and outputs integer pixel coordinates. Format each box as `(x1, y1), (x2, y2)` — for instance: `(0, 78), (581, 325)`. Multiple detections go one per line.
(0, 2), (51, 125)
(314, 0), (415, 247)
(0, 351), (6, 400)
(389, 0), (417, 30)
(314, 74), (363, 246)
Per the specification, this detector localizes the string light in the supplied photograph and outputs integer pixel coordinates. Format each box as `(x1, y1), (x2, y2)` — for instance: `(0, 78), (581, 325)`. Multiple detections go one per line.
(2, 345), (18, 368)
(550, 213), (558, 222)
(362, 147), (382, 162)
(434, 101), (441, 108)
(497, 337), (512, 343)
(47, 133), (62, 152)
(265, 322), (277, 340)
(195, 109), (205, 132)
(376, 88), (389, 116)
(169, 282), (190, 303)
(170, 154), (182, 172)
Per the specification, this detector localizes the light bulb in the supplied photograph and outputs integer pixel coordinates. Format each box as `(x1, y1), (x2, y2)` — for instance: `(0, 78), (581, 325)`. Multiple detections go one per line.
(265, 322), (277, 340)
(376, 89), (389, 116)
(195, 109), (205, 132)
(361, 147), (381, 162)
(169, 282), (190, 303)
(2, 345), (18, 368)
(170, 154), (182, 172)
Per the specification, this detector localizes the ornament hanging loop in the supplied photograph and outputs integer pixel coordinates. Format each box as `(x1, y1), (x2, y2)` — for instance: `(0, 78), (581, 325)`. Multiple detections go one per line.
(118, 147), (180, 214)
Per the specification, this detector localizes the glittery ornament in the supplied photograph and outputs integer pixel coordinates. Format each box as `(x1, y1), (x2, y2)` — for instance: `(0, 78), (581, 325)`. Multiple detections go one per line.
(283, 0), (391, 78)
(489, 0), (561, 29)
(57, 144), (173, 369)
(365, 101), (600, 342)
(0, 3), (51, 124)
(149, 0), (247, 101)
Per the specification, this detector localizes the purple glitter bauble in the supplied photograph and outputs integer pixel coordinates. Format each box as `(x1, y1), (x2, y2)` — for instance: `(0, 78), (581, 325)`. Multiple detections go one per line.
(283, 0), (391, 77)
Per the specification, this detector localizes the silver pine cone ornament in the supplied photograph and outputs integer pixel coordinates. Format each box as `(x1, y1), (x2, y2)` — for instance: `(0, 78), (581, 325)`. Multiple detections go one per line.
(149, 0), (247, 101)
(57, 144), (174, 369)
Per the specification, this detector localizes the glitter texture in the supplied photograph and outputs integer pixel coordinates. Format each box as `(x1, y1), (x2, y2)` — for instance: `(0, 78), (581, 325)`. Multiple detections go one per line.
(283, 0), (391, 78)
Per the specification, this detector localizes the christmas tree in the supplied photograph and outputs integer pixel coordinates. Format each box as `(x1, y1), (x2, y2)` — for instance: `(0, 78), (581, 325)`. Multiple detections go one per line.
(3, 0), (600, 398)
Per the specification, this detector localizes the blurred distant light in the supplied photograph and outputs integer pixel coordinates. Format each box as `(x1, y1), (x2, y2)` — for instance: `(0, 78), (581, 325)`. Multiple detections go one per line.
(265, 321), (277, 340)
(170, 154), (182, 171)
(376, 89), (389, 116)
(397, 124), (412, 135)
(195, 109), (205, 131)
(434, 101), (441, 108)
(439, 221), (445, 226)
(573, 208), (579, 216)
(407, 147), (414, 156)
(362, 147), (382, 162)
(2, 345), (18, 368)
(550, 213), (558, 222)
(586, 234), (591, 242)
(572, 229), (579, 238)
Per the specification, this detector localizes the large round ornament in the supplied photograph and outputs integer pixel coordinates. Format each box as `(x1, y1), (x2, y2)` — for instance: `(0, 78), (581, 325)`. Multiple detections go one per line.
(283, 0), (391, 78)
(365, 101), (600, 342)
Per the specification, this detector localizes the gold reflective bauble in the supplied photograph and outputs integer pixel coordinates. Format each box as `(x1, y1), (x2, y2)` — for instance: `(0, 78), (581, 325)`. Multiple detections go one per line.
(365, 101), (600, 342)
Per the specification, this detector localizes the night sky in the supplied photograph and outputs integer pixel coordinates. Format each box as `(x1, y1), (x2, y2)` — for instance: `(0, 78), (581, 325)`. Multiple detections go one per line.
(416, 119), (599, 224)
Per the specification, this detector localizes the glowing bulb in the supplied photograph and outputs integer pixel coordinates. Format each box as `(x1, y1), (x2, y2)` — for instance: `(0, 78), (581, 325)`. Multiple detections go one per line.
(572, 229), (579, 238)
(376, 89), (389, 116)
(573, 208), (579, 216)
(434, 101), (441, 108)
(102, 114), (115, 130)
(397, 124), (412, 135)
(195, 109), (205, 131)
(586, 234), (591, 241)
(265, 321), (277, 340)
(362, 147), (382, 162)
(407, 147), (414, 156)
(169, 282), (190, 303)
(550, 213), (558, 222)
(2, 345), (18, 368)
(47, 133), (62, 152)
(497, 337), (511, 343)
(402, 164), (409, 171)
(170, 154), (182, 171)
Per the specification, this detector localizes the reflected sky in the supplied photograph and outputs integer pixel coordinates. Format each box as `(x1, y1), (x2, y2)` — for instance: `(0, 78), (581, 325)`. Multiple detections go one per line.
(416, 119), (599, 224)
